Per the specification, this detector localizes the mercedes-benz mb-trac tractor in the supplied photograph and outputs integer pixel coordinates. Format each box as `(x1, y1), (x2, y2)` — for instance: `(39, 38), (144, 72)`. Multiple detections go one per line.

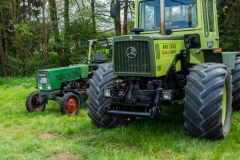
(86, 0), (240, 140)
(26, 38), (112, 116)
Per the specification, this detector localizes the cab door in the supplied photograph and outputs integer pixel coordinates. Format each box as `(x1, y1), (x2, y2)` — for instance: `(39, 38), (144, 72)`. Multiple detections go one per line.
(203, 0), (219, 48)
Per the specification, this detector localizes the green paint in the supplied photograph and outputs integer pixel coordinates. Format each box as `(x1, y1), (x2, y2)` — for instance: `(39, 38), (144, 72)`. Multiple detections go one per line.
(36, 65), (89, 91)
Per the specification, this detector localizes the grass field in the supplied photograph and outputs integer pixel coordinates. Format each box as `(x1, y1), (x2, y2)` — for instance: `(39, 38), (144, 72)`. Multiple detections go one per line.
(0, 77), (240, 160)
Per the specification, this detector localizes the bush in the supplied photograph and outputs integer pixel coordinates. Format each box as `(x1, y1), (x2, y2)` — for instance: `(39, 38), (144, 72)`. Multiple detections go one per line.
(25, 52), (60, 76)
(0, 52), (60, 77)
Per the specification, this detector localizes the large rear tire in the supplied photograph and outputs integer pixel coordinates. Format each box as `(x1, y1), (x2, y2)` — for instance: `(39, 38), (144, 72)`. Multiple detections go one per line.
(86, 63), (128, 128)
(232, 56), (240, 110)
(183, 63), (232, 140)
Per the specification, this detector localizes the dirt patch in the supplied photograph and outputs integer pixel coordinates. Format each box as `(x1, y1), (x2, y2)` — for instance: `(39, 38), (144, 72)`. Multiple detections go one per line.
(0, 125), (23, 132)
(83, 133), (96, 138)
(50, 152), (83, 160)
(39, 133), (59, 139)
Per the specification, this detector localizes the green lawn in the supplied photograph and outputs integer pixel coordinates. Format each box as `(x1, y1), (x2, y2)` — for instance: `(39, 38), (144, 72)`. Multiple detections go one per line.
(0, 77), (240, 160)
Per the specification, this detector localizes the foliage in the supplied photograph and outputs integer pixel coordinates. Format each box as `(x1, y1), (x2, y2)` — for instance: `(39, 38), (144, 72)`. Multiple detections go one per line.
(1, 77), (240, 159)
(218, 0), (240, 51)
(18, 21), (44, 56)
(0, 0), (114, 77)
(47, 52), (59, 69)
(2, 52), (59, 77)
(69, 18), (95, 58)
(0, 0), (239, 77)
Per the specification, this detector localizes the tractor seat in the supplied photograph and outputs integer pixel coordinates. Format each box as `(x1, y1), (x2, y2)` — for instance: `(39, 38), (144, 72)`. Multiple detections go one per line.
(92, 54), (105, 63)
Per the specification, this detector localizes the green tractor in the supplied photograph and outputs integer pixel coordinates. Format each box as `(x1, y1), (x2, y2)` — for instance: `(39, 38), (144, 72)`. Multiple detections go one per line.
(86, 0), (240, 139)
(26, 38), (112, 115)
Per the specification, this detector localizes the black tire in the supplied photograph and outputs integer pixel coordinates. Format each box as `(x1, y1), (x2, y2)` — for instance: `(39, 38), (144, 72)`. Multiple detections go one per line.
(86, 63), (128, 128)
(60, 92), (80, 115)
(183, 63), (232, 140)
(232, 57), (240, 110)
(26, 91), (46, 112)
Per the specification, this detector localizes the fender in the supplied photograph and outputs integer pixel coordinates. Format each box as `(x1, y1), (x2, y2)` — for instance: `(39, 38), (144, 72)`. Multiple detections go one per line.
(70, 90), (84, 105)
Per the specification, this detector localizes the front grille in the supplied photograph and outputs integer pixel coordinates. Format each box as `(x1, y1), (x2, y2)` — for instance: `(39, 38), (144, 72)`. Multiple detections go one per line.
(114, 41), (151, 74)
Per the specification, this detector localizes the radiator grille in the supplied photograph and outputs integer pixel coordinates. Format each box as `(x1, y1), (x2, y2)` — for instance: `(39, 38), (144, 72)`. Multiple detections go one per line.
(114, 41), (151, 74)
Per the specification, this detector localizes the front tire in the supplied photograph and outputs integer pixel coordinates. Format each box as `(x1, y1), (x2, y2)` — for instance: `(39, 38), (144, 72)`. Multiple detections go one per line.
(26, 91), (46, 112)
(60, 92), (80, 115)
(86, 63), (128, 128)
(183, 63), (232, 140)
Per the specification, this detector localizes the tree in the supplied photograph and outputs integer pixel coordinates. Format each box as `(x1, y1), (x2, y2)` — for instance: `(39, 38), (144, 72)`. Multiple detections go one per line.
(42, 0), (48, 68)
(114, 1), (121, 36)
(218, 0), (240, 51)
(123, 0), (128, 35)
(0, 2), (8, 77)
(49, 0), (69, 67)
(9, 0), (27, 77)
(91, 0), (96, 36)
(0, 27), (7, 77)
(63, 0), (70, 59)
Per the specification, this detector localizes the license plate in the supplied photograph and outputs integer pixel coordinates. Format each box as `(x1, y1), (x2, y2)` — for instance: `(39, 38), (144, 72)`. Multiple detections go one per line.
(39, 77), (47, 83)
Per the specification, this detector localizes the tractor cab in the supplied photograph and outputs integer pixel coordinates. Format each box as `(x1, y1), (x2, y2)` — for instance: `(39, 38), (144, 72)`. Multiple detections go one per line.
(110, 0), (235, 68)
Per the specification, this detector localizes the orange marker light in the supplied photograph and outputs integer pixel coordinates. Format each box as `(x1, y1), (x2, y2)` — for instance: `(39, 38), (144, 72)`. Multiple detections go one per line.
(215, 48), (222, 53)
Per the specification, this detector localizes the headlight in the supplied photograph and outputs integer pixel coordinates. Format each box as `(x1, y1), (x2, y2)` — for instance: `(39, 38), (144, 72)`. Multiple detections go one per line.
(162, 90), (173, 100)
(47, 84), (51, 90)
(104, 89), (111, 97)
(38, 84), (43, 90)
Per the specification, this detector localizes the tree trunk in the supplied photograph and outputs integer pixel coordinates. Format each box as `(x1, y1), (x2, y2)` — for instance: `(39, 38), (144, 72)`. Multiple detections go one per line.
(9, 0), (26, 77)
(123, 1), (128, 35)
(22, 0), (26, 21)
(0, 28), (7, 77)
(114, 1), (121, 36)
(0, 3), (14, 77)
(42, 0), (48, 68)
(64, 0), (70, 58)
(91, 0), (96, 37)
(0, 4), (8, 56)
(49, 0), (67, 66)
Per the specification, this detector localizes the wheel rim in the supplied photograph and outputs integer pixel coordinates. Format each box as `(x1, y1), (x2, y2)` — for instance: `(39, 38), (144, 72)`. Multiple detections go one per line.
(32, 94), (45, 111)
(222, 84), (227, 125)
(66, 97), (79, 114)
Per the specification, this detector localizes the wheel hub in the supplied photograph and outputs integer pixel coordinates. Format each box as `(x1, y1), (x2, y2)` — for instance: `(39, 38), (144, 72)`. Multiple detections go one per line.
(67, 98), (77, 113)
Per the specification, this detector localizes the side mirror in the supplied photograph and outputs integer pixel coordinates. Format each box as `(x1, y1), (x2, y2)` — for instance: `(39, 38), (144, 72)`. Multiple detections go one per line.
(110, 3), (117, 18)
(217, 0), (227, 6)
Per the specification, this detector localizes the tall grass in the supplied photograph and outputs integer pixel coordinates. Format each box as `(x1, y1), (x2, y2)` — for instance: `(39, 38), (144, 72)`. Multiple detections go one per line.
(0, 77), (240, 159)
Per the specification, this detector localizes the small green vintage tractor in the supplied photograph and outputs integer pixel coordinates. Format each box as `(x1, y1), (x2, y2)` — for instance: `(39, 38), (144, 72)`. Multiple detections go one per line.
(86, 0), (240, 139)
(26, 38), (112, 115)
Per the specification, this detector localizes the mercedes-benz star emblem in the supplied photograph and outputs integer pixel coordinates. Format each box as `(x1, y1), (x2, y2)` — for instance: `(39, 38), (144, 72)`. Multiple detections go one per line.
(126, 47), (137, 59)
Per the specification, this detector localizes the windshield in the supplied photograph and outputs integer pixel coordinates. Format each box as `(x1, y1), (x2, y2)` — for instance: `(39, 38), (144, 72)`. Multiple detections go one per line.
(139, 0), (197, 31)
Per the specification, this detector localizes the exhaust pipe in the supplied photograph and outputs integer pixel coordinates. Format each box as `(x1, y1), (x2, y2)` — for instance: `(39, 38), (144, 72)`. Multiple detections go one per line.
(160, 0), (166, 35)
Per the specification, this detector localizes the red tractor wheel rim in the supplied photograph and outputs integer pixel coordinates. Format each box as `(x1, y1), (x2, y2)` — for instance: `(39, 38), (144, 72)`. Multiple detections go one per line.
(66, 97), (78, 114)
